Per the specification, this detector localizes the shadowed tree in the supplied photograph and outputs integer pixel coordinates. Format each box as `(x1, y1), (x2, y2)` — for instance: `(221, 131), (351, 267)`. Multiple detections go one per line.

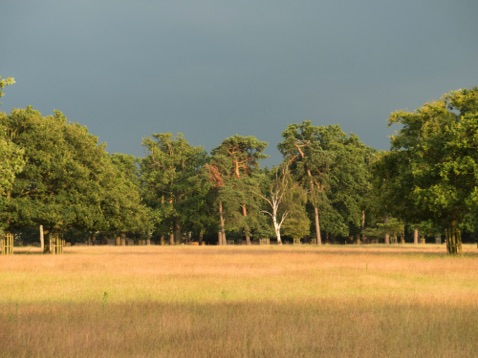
(324, 131), (376, 242)
(106, 153), (152, 243)
(178, 166), (216, 244)
(371, 150), (418, 244)
(363, 217), (404, 244)
(141, 133), (207, 244)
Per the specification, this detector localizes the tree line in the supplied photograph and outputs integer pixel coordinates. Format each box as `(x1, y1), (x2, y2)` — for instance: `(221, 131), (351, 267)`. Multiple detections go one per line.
(1, 76), (477, 253)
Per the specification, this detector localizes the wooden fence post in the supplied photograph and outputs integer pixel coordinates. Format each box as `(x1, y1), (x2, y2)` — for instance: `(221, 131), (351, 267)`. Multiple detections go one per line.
(1, 232), (14, 255)
(40, 225), (44, 251)
(47, 233), (64, 255)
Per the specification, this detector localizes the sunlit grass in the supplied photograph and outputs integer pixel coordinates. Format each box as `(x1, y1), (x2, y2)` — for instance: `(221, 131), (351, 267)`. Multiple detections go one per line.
(1, 245), (477, 357)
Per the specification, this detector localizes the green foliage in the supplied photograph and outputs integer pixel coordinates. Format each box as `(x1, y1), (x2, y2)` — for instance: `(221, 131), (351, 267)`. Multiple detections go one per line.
(141, 133), (208, 242)
(4, 74), (478, 248)
(210, 135), (268, 179)
(258, 165), (309, 242)
(379, 87), (478, 253)
(209, 135), (269, 243)
(1, 107), (148, 237)
(0, 76), (15, 103)
(0, 114), (25, 200)
(278, 121), (332, 243)
(325, 131), (376, 236)
(385, 87), (478, 231)
(278, 121), (375, 240)
(105, 153), (152, 235)
(364, 217), (404, 241)
(2, 107), (92, 230)
(278, 121), (333, 201)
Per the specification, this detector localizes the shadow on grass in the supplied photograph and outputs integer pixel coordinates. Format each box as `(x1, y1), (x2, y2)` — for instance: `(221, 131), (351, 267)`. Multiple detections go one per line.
(1, 298), (477, 358)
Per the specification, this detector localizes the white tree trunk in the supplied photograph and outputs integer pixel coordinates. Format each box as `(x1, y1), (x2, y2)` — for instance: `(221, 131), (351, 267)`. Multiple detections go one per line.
(272, 215), (282, 245)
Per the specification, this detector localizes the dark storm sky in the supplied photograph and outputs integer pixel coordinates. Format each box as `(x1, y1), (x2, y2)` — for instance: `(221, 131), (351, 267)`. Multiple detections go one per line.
(2, 1), (477, 165)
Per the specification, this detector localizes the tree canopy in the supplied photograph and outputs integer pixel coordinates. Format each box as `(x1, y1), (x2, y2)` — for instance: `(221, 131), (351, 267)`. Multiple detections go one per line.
(278, 121), (375, 244)
(141, 132), (208, 244)
(379, 87), (478, 253)
(1, 107), (149, 241)
(2, 75), (477, 253)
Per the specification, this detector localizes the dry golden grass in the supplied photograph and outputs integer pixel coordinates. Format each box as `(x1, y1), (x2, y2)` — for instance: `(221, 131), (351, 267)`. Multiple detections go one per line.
(1, 244), (477, 357)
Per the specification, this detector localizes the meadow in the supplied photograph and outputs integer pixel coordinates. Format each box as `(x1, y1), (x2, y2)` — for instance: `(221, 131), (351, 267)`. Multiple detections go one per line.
(1, 244), (477, 357)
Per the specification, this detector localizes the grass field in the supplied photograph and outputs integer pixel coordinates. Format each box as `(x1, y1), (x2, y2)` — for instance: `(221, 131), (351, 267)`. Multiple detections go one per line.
(1, 244), (477, 357)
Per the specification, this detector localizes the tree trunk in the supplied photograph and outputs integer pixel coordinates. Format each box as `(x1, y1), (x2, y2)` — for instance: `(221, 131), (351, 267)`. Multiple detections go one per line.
(297, 146), (322, 246)
(414, 228), (419, 245)
(272, 215), (282, 245)
(385, 233), (390, 245)
(232, 162), (250, 245)
(174, 221), (181, 245)
(361, 210), (366, 242)
(314, 205), (322, 245)
(39, 225), (44, 251)
(43, 230), (51, 253)
(446, 221), (462, 255)
(120, 231), (127, 246)
(242, 205), (251, 245)
(90, 232), (97, 246)
(219, 201), (226, 245)
(169, 232), (174, 245)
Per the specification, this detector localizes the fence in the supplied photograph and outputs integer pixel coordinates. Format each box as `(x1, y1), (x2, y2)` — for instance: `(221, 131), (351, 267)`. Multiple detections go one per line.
(45, 233), (65, 254)
(1, 232), (14, 255)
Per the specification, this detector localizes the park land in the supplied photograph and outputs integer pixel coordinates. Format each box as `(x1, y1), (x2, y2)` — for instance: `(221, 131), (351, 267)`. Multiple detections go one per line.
(1, 244), (477, 357)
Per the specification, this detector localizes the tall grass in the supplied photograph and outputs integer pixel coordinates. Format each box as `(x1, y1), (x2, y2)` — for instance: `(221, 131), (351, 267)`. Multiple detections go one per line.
(1, 245), (477, 357)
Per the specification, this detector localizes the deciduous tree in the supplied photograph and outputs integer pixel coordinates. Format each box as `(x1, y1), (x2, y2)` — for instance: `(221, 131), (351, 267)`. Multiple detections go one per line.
(257, 165), (307, 244)
(0, 114), (24, 201)
(1, 107), (148, 245)
(384, 87), (478, 254)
